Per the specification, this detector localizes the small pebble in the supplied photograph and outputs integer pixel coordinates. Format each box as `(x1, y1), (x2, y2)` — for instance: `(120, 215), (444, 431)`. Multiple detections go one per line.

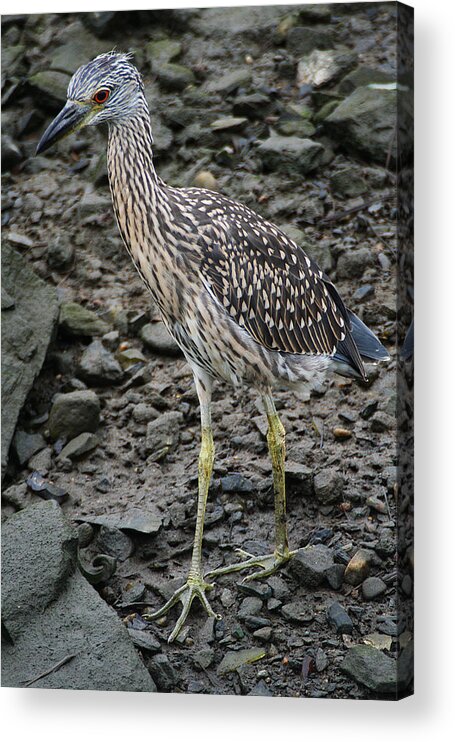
(327, 601), (353, 634)
(362, 576), (387, 600)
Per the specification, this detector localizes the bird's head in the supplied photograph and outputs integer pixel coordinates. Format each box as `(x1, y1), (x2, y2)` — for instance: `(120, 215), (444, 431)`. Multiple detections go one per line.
(36, 51), (144, 154)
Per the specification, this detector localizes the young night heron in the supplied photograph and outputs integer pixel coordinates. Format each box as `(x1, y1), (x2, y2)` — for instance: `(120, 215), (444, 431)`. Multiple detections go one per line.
(37, 52), (389, 642)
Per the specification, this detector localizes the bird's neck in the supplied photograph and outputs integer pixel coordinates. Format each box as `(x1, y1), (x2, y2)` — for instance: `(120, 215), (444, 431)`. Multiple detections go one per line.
(107, 101), (161, 187)
(106, 101), (182, 317)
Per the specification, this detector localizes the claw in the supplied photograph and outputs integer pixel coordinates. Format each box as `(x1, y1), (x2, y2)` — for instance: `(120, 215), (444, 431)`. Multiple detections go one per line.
(144, 576), (217, 643)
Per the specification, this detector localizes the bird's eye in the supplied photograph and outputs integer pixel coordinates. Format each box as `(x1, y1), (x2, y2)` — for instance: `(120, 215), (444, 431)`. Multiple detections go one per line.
(93, 88), (110, 104)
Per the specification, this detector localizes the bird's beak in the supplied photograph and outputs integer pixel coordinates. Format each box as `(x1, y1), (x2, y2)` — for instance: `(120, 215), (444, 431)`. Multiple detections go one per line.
(36, 101), (92, 155)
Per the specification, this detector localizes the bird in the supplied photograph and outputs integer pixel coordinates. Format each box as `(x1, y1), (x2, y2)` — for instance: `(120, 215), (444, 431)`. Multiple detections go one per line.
(37, 52), (390, 642)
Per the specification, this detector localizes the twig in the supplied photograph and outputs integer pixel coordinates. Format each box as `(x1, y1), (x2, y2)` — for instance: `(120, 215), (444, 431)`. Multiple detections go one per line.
(317, 193), (395, 225)
(22, 653), (78, 687)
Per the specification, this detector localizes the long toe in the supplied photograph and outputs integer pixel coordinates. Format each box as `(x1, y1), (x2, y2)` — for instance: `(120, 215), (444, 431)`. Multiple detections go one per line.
(205, 549), (296, 582)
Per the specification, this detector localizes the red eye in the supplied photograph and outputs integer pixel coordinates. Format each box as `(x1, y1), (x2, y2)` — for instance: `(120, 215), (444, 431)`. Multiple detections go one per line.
(93, 88), (110, 104)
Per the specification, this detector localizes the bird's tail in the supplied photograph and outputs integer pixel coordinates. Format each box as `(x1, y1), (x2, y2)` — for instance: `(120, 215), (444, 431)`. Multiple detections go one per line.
(331, 310), (390, 379)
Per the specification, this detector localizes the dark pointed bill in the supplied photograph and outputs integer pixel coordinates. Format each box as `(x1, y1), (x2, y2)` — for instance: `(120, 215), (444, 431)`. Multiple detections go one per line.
(36, 101), (91, 154)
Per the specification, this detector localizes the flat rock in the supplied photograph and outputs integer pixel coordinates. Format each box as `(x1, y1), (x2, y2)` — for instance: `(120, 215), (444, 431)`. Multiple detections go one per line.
(206, 68), (252, 95)
(2, 501), (154, 691)
(59, 302), (110, 337)
(48, 389), (100, 440)
(1, 245), (58, 476)
(281, 601), (314, 624)
(217, 647), (266, 675)
(79, 506), (162, 535)
(340, 644), (400, 696)
(257, 136), (325, 175)
(58, 432), (99, 460)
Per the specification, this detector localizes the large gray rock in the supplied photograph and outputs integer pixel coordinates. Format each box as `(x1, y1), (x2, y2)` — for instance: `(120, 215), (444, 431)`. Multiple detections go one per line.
(2, 501), (155, 691)
(1, 245), (58, 477)
(324, 85), (398, 164)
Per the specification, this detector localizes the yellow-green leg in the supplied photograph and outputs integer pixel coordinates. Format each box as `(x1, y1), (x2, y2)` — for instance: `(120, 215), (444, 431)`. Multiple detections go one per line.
(145, 371), (218, 642)
(205, 392), (296, 582)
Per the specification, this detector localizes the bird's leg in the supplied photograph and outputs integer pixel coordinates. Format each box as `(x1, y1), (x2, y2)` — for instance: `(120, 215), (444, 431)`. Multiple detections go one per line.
(145, 371), (218, 642)
(206, 392), (296, 582)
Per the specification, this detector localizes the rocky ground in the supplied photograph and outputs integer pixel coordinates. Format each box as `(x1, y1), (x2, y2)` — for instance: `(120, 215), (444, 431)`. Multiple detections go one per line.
(1, 4), (413, 698)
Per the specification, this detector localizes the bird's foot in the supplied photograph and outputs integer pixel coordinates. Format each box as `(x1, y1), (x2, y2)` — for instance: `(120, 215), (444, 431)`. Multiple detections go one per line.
(144, 573), (218, 643)
(205, 548), (296, 582)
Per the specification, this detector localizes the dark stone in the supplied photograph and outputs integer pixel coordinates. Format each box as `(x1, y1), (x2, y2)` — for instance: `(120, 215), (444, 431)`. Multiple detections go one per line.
(327, 601), (353, 634)
(325, 563), (346, 590)
(313, 468), (345, 504)
(12, 430), (46, 466)
(206, 68), (252, 95)
(220, 473), (253, 494)
(289, 545), (334, 587)
(96, 526), (134, 561)
(156, 63), (195, 92)
(233, 93), (272, 118)
(78, 340), (124, 385)
(353, 284), (374, 302)
(29, 70), (71, 112)
(147, 653), (179, 691)
(48, 390), (100, 440)
(330, 167), (367, 198)
(248, 679), (273, 696)
(370, 411), (395, 432)
(127, 628), (161, 654)
(287, 26), (334, 56)
(340, 644), (400, 695)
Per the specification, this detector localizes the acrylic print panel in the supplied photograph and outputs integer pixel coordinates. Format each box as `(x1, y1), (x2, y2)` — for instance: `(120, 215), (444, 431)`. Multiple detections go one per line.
(1, 1), (413, 699)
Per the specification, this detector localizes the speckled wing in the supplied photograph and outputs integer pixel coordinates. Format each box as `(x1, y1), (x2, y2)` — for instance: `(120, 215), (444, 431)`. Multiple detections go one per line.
(198, 211), (359, 364)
